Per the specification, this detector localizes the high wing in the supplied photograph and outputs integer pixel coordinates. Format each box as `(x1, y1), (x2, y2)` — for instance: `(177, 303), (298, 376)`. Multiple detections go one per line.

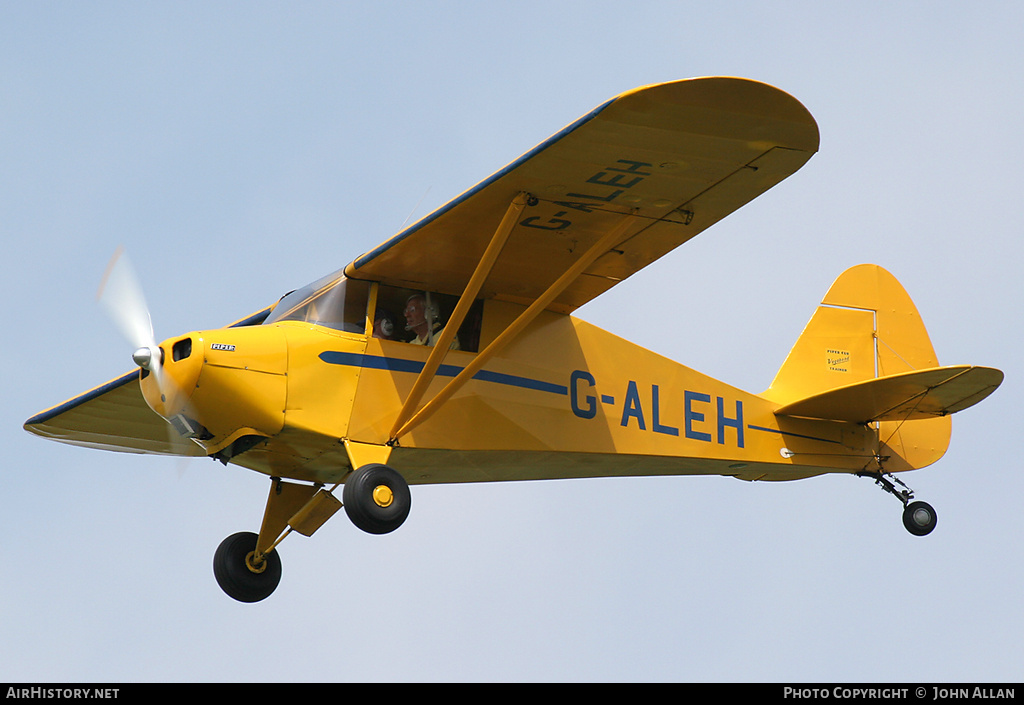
(345, 77), (820, 312)
(25, 78), (819, 456)
(23, 307), (271, 455)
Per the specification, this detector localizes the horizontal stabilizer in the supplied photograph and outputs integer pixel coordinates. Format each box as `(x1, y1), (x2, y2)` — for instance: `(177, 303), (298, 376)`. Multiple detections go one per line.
(774, 365), (1003, 423)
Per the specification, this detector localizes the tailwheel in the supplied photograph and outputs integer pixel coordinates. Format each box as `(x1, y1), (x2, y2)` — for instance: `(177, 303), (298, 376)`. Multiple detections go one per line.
(857, 471), (938, 537)
(902, 501), (938, 536)
(213, 531), (282, 603)
(343, 463), (411, 535)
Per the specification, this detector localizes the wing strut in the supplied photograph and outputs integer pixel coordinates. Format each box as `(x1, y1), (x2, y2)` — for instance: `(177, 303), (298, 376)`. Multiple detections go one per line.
(388, 192), (530, 440)
(389, 208), (639, 443)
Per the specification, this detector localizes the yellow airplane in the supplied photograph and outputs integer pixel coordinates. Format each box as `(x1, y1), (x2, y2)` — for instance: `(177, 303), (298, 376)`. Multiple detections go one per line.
(24, 77), (1003, 603)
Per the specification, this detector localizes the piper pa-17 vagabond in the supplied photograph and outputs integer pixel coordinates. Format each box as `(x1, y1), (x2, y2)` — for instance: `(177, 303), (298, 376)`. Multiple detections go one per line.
(25, 78), (1003, 602)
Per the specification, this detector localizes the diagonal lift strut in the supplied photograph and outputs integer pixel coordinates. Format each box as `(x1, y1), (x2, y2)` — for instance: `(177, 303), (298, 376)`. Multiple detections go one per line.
(389, 204), (638, 443)
(387, 192), (530, 441)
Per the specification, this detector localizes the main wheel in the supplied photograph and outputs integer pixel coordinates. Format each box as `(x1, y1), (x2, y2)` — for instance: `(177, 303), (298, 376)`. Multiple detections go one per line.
(343, 463), (411, 535)
(902, 500), (937, 536)
(213, 531), (282, 602)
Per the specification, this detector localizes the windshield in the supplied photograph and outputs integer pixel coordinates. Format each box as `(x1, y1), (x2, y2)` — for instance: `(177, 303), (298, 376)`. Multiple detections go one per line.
(264, 271), (370, 334)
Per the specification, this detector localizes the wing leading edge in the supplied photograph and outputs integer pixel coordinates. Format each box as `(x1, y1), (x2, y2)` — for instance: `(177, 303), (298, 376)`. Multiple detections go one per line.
(345, 77), (820, 312)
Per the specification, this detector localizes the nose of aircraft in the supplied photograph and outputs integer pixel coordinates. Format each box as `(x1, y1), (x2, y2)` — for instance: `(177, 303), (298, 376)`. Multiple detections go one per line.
(138, 334), (204, 421)
(135, 325), (289, 454)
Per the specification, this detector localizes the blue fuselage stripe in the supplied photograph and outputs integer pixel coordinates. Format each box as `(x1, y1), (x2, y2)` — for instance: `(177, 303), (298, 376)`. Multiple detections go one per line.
(319, 351), (569, 396)
(746, 424), (843, 445)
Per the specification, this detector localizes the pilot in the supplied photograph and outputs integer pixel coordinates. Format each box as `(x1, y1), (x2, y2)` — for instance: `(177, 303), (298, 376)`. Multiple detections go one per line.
(404, 293), (459, 349)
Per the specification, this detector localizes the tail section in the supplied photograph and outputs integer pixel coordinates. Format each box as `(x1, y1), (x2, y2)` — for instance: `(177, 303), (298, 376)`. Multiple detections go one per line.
(765, 264), (939, 403)
(764, 264), (996, 472)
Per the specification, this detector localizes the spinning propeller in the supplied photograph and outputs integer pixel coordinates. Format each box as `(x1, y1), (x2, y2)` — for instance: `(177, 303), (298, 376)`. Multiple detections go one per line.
(96, 247), (201, 454)
(97, 246), (161, 372)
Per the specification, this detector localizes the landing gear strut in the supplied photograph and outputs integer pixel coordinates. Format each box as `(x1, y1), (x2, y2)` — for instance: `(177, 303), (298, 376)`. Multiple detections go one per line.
(212, 464), (412, 602)
(857, 471), (938, 536)
(213, 478), (341, 603)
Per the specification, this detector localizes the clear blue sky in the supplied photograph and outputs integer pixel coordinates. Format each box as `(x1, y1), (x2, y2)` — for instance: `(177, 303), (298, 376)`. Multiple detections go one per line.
(2, 1), (1021, 682)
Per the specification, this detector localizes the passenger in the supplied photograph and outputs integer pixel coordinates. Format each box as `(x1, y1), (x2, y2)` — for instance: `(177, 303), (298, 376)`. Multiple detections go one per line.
(372, 308), (395, 340)
(404, 293), (459, 349)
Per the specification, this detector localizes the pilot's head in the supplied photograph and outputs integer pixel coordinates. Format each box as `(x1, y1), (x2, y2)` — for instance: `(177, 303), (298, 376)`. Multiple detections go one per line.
(404, 294), (427, 331)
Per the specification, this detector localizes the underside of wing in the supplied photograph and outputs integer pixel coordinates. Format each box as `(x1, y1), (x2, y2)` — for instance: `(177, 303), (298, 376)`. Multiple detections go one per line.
(23, 371), (205, 456)
(346, 77), (820, 313)
(774, 366), (1004, 423)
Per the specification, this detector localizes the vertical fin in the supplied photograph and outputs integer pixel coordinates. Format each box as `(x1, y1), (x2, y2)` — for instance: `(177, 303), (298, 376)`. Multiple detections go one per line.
(765, 264), (950, 471)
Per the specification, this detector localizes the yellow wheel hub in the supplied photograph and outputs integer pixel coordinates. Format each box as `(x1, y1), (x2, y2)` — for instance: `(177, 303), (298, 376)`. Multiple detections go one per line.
(372, 484), (394, 508)
(245, 551), (268, 574)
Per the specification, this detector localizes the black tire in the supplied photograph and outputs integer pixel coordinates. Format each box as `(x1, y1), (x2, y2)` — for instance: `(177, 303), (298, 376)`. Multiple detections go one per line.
(902, 500), (937, 536)
(343, 463), (412, 535)
(213, 531), (282, 603)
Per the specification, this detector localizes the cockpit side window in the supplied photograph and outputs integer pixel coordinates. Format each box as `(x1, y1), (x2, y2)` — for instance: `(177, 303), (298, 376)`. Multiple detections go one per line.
(264, 271), (370, 335)
(373, 285), (482, 352)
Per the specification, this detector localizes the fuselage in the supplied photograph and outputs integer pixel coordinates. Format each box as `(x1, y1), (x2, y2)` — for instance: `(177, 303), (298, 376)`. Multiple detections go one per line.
(146, 279), (881, 487)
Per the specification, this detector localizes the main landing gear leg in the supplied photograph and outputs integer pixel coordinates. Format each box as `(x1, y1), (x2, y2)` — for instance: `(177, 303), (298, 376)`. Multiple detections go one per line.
(212, 443), (409, 601)
(856, 470), (938, 537)
(213, 478), (342, 602)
